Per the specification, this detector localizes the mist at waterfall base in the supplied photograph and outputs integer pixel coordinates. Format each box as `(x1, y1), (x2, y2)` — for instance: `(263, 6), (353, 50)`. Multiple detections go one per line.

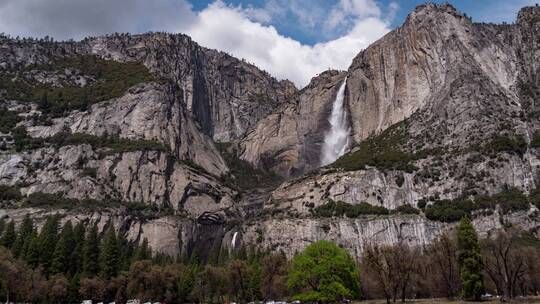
(321, 78), (350, 166)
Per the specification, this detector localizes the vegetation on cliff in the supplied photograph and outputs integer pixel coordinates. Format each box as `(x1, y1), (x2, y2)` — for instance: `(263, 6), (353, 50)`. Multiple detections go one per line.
(1, 55), (156, 117)
(217, 142), (283, 190)
(332, 122), (417, 173)
(425, 187), (530, 222)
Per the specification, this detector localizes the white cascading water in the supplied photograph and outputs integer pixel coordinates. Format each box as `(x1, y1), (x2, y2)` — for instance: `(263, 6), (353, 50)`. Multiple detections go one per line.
(231, 231), (238, 249)
(321, 78), (350, 166)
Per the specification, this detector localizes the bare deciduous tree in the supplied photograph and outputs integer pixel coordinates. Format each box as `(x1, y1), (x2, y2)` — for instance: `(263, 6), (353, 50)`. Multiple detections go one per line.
(482, 230), (526, 301)
(361, 241), (419, 303)
(424, 233), (460, 299)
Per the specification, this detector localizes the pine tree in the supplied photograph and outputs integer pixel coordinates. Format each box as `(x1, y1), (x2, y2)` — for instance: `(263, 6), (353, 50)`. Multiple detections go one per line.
(83, 224), (100, 277)
(0, 220), (16, 248)
(23, 231), (40, 268)
(38, 215), (59, 275)
(12, 214), (33, 258)
(51, 221), (75, 274)
(100, 224), (119, 279)
(457, 216), (484, 301)
(67, 273), (81, 304)
(71, 222), (86, 275)
(116, 230), (133, 271)
(134, 238), (151, 261)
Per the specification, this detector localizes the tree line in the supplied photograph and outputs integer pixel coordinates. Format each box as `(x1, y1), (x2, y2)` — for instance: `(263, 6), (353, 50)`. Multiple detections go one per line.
(1, 215), (540, 303)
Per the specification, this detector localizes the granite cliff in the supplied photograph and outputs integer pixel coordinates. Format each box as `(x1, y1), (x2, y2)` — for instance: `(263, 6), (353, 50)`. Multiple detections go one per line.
(1, 3), (540, 260)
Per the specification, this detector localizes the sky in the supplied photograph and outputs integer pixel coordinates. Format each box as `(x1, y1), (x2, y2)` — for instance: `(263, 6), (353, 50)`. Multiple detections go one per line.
(0, 0), (537, 87)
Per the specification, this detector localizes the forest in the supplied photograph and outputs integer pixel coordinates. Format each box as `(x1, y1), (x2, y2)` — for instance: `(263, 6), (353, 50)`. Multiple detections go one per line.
(1, 215), (540, 303)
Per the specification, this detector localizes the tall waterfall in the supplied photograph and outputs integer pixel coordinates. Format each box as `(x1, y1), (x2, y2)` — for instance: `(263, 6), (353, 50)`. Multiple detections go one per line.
(321, 78), (350, 166)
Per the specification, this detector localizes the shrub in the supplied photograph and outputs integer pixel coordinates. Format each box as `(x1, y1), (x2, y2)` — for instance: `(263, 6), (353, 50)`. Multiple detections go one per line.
(485, 135), (527, 156)
(0, 107), (21, 133)
(530, 131), (540, 148)
(332, 122), (417, 172)
(23, 191), (172, 219)
(81, 167), (97, 178)
(2, 55), (156, 117)
(395, 204), (421, 214)
(475, 188), (529, 213)
(425, 188), (530, 222)
(425, 199), (472, 223)
(216, 142), (283, 190)
(313, 200), (389, 218)
(12, 128), (167, 154)
(0, 185), (22, 201)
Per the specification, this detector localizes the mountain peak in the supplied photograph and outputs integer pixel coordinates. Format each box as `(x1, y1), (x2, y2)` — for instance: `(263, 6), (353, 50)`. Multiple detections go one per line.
(517, 4), (540, 26)
(404, 2), (468, 27)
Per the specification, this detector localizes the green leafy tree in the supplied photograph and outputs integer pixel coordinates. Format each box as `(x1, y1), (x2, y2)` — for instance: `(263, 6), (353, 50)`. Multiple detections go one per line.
(100, 225), (119, 279)
(287, 240), (360, 302)
(51, 221), (75, 274)
(0, 220), (15, 248)
(12, 214), (33, 258)
(83, 224), (99, 277)
(38, 215), (59, 275)
(457, 217), (484, 301)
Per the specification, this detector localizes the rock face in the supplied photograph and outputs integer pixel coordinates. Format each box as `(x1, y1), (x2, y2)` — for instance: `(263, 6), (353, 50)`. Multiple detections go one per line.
(239, 70), (347, 176)
(79, 33), (297, 143)
(1, 4), (540, 260)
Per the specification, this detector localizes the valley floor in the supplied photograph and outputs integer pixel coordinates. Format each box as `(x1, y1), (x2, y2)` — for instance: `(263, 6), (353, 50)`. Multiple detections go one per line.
(362, 297), (540, 303)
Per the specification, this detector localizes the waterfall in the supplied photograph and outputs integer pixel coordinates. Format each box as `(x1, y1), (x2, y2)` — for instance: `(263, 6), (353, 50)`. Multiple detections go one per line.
(321, 78), (350, 166)
(231, 231), (238, 249)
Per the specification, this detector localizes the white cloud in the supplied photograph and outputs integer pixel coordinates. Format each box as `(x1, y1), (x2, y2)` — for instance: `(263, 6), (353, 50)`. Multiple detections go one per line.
(0, 0), (196, 40)
(0, 0), (392, 87)
(186, 1), (391, 87)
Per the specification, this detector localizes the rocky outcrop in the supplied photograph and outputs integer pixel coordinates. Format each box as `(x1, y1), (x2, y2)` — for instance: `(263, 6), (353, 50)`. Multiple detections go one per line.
(239, 209), (540, 259)
(2, 205), (538, 260)
(78, 33), (297, 142)
(26, 82), (228, 176)
(0, 33), (297, 143)
(346, 3), (520, 144)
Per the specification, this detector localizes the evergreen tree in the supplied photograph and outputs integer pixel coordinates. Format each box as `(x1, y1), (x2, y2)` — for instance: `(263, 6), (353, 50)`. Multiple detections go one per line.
(67, 273), (81, 304)
(38, 215), (59, 275)
(12, 214), (33, 258)
(51, 221), (75, 274)
(135, 238), (151, 261)
(83, 224), (100, 277)
(100, 224), (119, 279)
(457, 217), (484, 301)
(117, 230), (133, 271)
(0, 220), (15, 248)
(70, 222), (86, 275)
(23, 231), (40, 268)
